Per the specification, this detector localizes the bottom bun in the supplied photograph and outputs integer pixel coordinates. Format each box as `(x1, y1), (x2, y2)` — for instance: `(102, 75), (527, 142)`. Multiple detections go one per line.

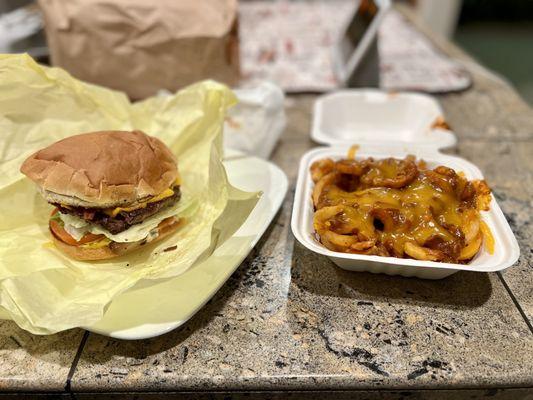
(50, 217), (183, 261)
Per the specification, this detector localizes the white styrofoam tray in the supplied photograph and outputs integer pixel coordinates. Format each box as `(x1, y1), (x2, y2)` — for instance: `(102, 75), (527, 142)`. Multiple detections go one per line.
(311, 90), (457, 148)
(292, 90), (519, 280)
(291, 146), (519, 280)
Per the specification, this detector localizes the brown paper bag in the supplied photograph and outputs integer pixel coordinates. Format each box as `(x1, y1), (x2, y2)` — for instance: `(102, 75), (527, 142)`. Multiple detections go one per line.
(38, 0), (240, 99)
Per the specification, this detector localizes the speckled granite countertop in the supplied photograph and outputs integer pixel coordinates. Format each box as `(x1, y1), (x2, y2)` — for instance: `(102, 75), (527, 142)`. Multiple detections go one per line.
(1, 7), (532, 400)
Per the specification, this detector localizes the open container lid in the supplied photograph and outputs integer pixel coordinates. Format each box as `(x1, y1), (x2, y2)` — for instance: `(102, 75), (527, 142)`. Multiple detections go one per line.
(311, 89), (457, 150)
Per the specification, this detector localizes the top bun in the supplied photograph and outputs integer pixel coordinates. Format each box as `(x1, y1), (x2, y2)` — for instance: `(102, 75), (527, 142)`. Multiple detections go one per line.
(20, 130), (178, 208)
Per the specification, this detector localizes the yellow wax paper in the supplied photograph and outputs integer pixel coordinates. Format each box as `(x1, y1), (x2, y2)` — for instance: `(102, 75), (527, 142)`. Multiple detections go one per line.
(0, 54), (260, 334)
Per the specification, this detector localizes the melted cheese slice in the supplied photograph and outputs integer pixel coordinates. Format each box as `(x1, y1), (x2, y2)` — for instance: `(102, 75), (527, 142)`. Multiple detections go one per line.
(59, 177), (180, 217)
(104, 187), (176, 217)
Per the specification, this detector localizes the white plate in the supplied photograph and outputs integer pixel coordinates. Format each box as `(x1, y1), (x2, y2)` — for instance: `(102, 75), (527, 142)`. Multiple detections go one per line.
(85, 154), (288, 339)
(291, 146), (520, 280)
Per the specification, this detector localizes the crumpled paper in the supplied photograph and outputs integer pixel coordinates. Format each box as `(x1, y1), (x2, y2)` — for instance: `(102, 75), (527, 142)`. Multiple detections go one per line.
(38, 0), (240, 99)
(0, 54), (259, 334)
(224, 81), (286, 159)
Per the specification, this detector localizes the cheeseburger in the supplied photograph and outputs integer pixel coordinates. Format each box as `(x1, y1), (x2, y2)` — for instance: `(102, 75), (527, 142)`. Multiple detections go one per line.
(20, 130), (182, 261)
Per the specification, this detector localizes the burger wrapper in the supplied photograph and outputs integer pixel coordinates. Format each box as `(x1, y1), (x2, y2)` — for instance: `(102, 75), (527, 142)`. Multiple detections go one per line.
(0, 54), (260, 334)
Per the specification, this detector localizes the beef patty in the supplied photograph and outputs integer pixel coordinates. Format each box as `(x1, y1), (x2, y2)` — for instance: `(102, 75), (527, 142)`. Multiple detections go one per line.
(54, 187), (181, 234)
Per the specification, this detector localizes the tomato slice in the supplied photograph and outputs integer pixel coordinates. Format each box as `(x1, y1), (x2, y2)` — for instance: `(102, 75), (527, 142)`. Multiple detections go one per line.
(50, 219), (80, 245)
(77, 232), (105, 245)
(49, 217), (104, 246)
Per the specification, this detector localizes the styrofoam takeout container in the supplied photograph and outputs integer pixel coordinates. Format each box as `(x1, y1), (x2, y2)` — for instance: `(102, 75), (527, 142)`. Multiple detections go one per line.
(291, 90), (520, 279)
